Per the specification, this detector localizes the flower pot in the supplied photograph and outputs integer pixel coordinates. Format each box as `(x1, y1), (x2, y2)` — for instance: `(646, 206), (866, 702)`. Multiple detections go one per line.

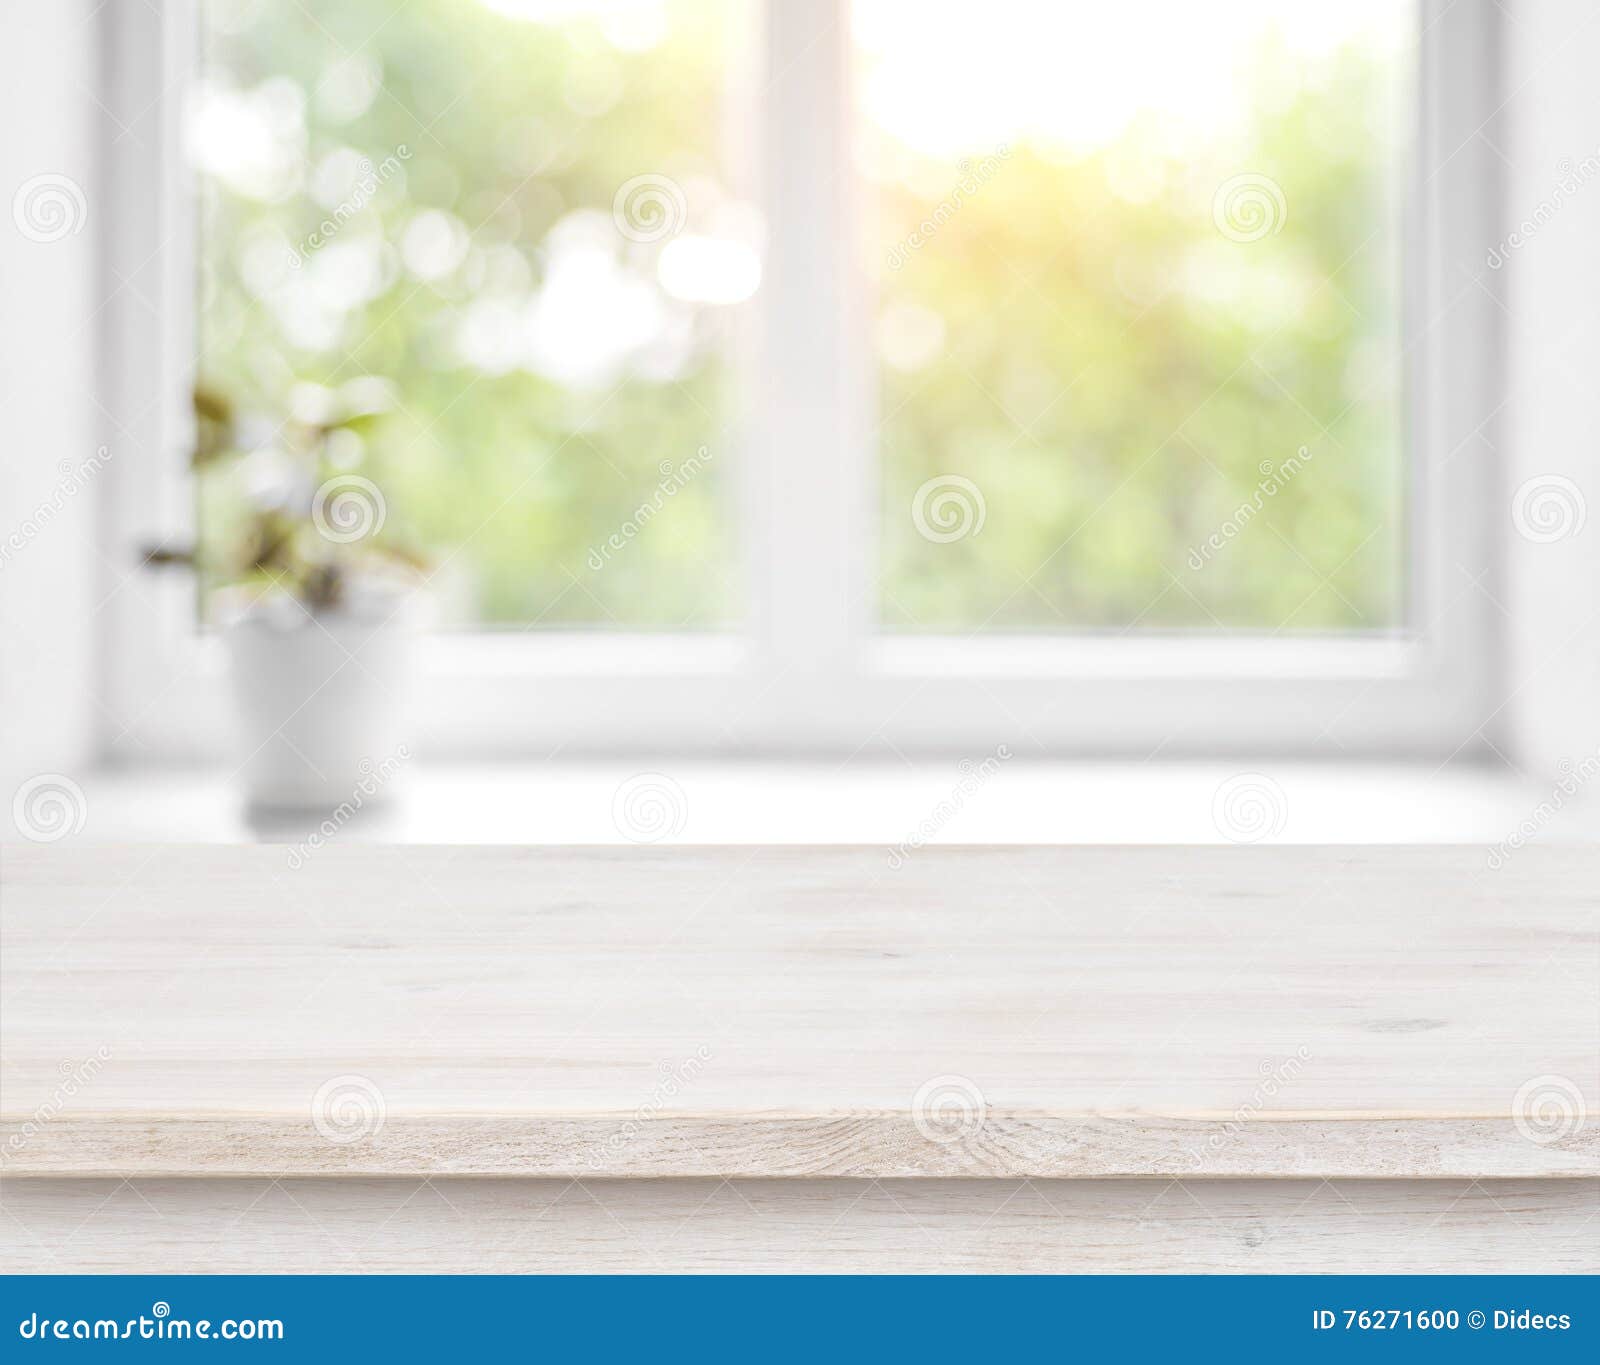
(222, 589), (420, 811)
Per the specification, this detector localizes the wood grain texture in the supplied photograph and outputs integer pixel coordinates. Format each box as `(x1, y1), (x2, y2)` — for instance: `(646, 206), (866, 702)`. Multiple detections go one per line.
(12, 1114), (1596, 1180)
(3, 1178), (1596, 1274)
(2, 843), (1596, 1178)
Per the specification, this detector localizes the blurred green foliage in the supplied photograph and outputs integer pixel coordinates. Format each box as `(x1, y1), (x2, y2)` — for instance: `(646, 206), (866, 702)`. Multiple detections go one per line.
(200, 1), (1405, 633)
(874, 38), (1407, 631)
(199, 0), (740, 627)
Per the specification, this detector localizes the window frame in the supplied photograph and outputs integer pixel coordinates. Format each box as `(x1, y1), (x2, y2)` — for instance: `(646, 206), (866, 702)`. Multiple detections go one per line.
(99, 0), (1504, 761)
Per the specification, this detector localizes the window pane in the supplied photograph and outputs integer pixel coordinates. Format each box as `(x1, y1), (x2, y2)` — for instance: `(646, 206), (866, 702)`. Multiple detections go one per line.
(864, 0), (1412, 632)
(196, 0), (751, 628)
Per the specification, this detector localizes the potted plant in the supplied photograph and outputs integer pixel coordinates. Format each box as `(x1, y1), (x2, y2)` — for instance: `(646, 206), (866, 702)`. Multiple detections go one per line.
(146, 380), (427, 810)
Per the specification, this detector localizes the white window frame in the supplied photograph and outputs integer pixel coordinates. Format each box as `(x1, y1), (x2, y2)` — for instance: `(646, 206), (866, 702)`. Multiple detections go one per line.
(97, 0), (1505, 762)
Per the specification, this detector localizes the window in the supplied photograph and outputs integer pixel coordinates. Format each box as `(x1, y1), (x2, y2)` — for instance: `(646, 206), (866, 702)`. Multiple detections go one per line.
(864, 1), (1411, 633)
(195, 0), (753, 628)
(103, 0), (1500, 757)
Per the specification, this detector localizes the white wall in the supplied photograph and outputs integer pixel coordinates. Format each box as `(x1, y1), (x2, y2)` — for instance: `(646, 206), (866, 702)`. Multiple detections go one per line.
(0, 2), (101, 807)
(1502, 0), (1600, 776)
(1, 3), (1594, 790)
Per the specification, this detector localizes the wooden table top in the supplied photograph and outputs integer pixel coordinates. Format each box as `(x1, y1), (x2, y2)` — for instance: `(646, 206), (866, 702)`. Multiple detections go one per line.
(2, 843), (1595, 1179)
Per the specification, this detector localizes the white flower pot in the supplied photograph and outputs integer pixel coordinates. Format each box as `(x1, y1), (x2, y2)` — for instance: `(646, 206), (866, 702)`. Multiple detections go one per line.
(223, 592), (420, 811)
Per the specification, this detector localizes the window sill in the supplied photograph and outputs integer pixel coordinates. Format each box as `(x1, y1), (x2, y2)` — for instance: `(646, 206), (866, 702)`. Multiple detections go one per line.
(53, 759), (1597, 847)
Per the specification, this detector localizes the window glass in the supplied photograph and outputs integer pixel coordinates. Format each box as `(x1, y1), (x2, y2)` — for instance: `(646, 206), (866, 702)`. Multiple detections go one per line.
(864, 0), (1413, 632)
(196, 0), (751, 627)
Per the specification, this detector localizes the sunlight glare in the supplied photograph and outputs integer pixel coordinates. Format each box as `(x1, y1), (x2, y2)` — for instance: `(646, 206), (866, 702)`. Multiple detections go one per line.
(657, 235), (761, 305)
(854, 0), (1409, 158)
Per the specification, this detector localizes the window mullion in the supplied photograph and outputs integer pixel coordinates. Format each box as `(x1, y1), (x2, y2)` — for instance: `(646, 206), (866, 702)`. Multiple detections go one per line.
(747, 0), (869, 729)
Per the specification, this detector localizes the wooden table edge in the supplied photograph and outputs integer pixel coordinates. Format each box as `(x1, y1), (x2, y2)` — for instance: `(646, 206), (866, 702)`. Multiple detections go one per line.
(4, 1110), (1594, 1180)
